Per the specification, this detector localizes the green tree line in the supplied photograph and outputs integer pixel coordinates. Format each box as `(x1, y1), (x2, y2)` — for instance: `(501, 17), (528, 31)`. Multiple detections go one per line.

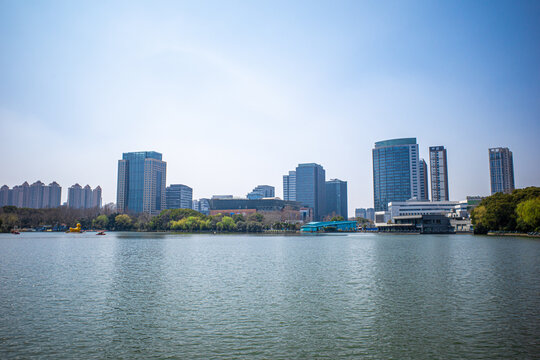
(471, 187), (540, 234)
(0, 206), (300, 233)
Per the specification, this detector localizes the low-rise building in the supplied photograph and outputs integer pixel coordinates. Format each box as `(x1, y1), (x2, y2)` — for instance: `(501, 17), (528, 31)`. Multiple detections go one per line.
(378, 214), (454, 234)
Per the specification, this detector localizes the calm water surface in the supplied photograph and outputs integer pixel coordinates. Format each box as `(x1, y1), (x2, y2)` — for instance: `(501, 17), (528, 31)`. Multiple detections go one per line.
(1, 232), (539, 359)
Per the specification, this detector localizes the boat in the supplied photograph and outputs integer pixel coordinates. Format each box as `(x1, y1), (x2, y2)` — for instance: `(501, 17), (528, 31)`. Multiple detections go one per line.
(68, 223), (83, 233)
(96, 231), (106, 235)
(11, 230), (20, 235)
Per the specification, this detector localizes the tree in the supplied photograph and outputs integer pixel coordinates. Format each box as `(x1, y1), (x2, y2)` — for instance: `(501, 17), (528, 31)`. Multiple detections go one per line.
(115, 214), (133, 231)
(93, 215), (109, 229)
(516, 197), (540, 232)
(221, 216), (236, 231)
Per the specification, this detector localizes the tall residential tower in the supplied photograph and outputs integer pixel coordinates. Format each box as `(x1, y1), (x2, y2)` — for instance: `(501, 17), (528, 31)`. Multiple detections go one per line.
(429, 146), (449, 201)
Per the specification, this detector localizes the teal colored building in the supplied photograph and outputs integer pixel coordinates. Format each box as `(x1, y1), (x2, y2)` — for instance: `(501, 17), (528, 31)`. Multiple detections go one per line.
(300, 221), (357, 233)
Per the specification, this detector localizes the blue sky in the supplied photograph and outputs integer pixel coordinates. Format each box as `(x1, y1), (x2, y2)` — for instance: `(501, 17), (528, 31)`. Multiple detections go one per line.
(1, 0), (539, 214)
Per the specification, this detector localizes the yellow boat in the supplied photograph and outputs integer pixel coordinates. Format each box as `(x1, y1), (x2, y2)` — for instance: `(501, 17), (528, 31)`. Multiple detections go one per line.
(68, 223), (83, 233)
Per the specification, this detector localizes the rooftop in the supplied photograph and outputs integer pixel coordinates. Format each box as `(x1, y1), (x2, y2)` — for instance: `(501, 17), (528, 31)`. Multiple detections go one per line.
(374, 138), (416, 148)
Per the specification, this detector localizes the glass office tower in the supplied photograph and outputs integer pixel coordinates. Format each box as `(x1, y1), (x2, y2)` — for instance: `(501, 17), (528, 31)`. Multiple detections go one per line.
(325, 179), (348, 219)
(283, 171), (296, 201)
(489, 147), (514, 194)
(295, 163), (326, 221)
(372, 138), (420, 211)
(117, 151), (167, 215)
(166, 184), (193, 209)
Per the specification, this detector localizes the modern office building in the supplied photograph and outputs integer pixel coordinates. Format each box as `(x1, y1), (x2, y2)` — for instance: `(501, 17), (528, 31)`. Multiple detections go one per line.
(355, 208), (367, 219)
(419, 158), (429, 201)
(489, 147), (515, 194)
(166, 184), (193, 209)
(429, 146), (449, 201)
(325, 179), (347, 219)
(296, 163), (326, 221)
(366, 208), (375, 222)
(117, 151), (167, 215)
(247, 185), (275, 200)
(283, 171), (296, 201)
(192, 198), (210, 215)
(355, 208), (375, 221)
(372, 138), (421, 211)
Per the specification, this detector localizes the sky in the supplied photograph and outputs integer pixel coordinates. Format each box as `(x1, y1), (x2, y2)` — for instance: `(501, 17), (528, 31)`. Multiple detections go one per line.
(1, 0), (539, 215)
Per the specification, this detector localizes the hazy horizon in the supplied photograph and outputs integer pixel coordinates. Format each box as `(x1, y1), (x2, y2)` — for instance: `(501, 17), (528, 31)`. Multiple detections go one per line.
(1, 1), (539, 215)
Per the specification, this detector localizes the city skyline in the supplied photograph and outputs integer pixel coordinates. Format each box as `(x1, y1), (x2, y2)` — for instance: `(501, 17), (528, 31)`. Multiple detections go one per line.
(1, 1), (539, 216)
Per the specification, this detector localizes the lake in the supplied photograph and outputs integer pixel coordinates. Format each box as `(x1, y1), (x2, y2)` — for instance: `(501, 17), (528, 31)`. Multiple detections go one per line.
(1, 232), (539, 359)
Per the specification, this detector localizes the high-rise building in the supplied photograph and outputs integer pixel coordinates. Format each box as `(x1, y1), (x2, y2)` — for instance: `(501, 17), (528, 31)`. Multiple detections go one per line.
(247, 185), (275, 200)
(68, 184), (83, 209)
(283, 171), (296, 201)
(372, 138), (421, 211)
(296, 163), (326, 221)
(68, 183), (101, 208)
(0, 185), (11, 206)
(419, 159), (429, 201)
(117, 151), (167, 215)
(325, 179), (347, 219)
(11, 182), (30, 208)
(166, 184), (193, 209)
(1, 181), (61, 208)
(489, 147), (515, 194)
(429, 146), (449, 201)
(29, 181), (45, 209)
(92, 186), (102, 208)
(47, 182), (62, 208)
(83, 185), (93, 208)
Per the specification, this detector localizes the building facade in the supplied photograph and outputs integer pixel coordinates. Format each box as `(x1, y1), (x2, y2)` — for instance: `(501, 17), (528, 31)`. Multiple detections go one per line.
(489, 147), (515, 194)
(419, 158), (429, 201)
(283, 171), (296, 201)
(92, 186), (102, 208)
(166, 184), (193, 209)
(429, 146), (449, 201)
(388, 199), (468, 219)
(68, 184), (83, 209)
(0, 181), (62, 208)
(325, 179), (347, 219)
(373, 138), (421, 211)
(247, 185), (275, 200)
(355, 208), (367, 219)
(68, 184), (101, 209)
(117, 151), (167, 215)
(192, 198), (210, 215)
(295, 163), (326, 221)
